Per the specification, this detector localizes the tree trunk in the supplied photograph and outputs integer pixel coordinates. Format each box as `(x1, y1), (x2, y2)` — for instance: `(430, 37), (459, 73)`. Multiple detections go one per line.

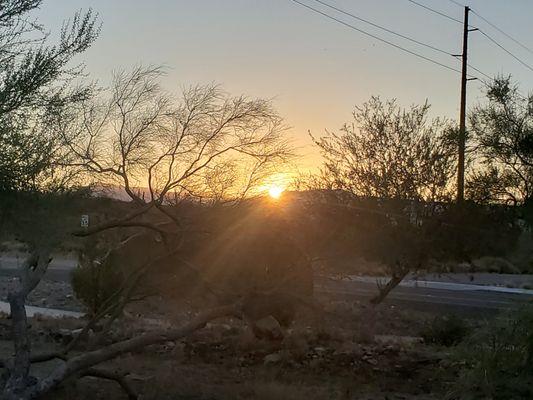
(3, 293), (33, 399)
(10, 305), (238, 399)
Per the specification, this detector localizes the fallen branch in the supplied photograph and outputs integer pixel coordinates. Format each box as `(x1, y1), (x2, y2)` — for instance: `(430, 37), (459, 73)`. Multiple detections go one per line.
(21, 305), (239, 399)
(81, 368), (137, 400)
(29, 352), (67, 364)
(0, 352), (67, 369)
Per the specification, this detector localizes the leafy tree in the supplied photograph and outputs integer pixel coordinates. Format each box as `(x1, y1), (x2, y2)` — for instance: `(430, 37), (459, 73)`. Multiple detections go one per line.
(469, 76), (533, 204)
(312, 96), (457, 202)
(0, 0), (99, 192)
(307, 96), (519, 320)
(307, 98), (457, 316)
(0, 65), (295, 400)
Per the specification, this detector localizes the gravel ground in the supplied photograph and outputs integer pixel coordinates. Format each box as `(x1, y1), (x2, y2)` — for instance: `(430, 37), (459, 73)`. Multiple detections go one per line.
(0, 276), (84, 312)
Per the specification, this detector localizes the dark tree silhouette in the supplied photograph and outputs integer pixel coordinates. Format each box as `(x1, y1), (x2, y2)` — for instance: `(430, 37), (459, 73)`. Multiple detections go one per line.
(468, 76), (533, 205)
(0, 0), (99, 192)
(311, 96), (457, 202)
(0, 65), (294, 399)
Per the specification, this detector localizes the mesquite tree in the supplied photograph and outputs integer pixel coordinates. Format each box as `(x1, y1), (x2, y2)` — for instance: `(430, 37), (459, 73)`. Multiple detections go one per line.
(308, 97), (459, 318)
(468, 76), (533, 205)
(0, 0), (99, 192)
(57, 66), (291, 206)
(312, 96), (456, 202)
(1, 65), (293, 399)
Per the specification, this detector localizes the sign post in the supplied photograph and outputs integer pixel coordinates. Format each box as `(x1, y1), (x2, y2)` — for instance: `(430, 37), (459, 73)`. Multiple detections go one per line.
(81, 214), (89, 228)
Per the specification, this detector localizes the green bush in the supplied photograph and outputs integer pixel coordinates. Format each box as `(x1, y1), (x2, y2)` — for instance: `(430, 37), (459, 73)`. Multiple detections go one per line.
(421, 314), (470, 347)
(72, 245), (124, 316)
(447, 306), (533, 399)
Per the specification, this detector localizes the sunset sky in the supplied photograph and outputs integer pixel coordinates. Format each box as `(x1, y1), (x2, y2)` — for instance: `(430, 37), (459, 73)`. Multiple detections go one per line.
(38, 0), (533, 172)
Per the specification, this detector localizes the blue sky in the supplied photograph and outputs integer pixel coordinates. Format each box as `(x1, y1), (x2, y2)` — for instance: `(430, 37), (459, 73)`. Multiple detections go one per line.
(38, 0), (533, 170)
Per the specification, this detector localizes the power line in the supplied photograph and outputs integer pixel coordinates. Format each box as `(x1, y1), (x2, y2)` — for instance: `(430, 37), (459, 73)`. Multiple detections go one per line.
(449, 55), (492, 82)
(406, 0), (462, 24)
(447, 0), (465, 8)
(437, 0), (533, 58)
(289, 0), (463, 75)
(471, 9), (533, 56)
(467, 63), (491, 82)
(478, 29), (533, 73)
(466, 64), (526, 99)
(311, 0), (453, 56)
(406, 0), (533, 74)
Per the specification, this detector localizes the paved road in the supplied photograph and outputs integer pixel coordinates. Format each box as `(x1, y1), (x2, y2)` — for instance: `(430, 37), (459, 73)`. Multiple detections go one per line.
(0, 255), (76, 281)
(0, 301), (82, 318)
(316, 276), (533, 316)
(0, 255), (75, 270)
(2, 255), (532, 316)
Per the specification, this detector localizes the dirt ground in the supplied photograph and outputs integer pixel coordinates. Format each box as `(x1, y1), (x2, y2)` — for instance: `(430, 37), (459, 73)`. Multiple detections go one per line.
(0, 293), (451, 400)
(0, 276), (83, 311)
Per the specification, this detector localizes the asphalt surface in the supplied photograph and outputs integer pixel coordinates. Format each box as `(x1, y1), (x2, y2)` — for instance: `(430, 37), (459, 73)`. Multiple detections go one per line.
(1, 255), (533, 316)
(315, 276), (533, 316)
(0, 255), (75, 281)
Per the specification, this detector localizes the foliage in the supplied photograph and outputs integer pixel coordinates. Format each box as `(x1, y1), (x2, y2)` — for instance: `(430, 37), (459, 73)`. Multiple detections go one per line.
(447, 305), (533, 399)
(290, 193), (521, 284)
(0, 62), (295, 398)
(421, 314), (470, 347)
(468, 76), (533, 204)
(0, 189), (91, 250)
(424, 202), (520, 263)
(0, 0), (99, 192)
(71, 237), (127, 317)
(312, 97), (457, 202)
(306, 93), (525, 288)
(57, 66), (293, 204)
(466, 165), (523, 205)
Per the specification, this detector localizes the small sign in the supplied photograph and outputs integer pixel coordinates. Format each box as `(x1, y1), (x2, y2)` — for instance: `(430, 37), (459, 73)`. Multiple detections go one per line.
(81, 214), (89, 228)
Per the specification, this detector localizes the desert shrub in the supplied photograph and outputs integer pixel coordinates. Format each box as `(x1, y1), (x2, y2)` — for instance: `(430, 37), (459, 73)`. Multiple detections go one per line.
(71, 254), (124, 317)
(421, 314), (470, 347)
(471, 256), (520, 274)
(447, 306), (533, 399)
(0, 190), (91, 249)
(71, 236), (128, 317)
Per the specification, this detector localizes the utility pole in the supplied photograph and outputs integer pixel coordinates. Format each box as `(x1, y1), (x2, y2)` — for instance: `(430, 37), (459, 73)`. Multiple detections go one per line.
(457, 6), (477, 203)
(456, 6), (469, 203)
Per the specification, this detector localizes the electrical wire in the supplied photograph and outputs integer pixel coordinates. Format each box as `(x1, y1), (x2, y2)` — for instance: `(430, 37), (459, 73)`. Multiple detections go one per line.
(447, 0), (465, 8)
(427, 0), (533, 58)
(311, 0), (454, 56)
(406, 0), (533, 75)
(471, 9), (533, 56)
(289, 0), (464, 75)
(477, 29), (533, 73)
(466, 64), (491, 85)
(406, 0), (462, 24)
(466, 64), (490, 81)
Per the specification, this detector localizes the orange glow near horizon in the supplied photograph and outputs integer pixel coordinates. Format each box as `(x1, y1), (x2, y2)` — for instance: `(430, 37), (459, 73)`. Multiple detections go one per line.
(260, 172), (291, 200)
(267, 185), (284, 199)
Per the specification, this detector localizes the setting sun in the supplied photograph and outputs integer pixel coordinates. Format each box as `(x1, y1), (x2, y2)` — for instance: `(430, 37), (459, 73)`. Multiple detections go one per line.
(268, 185), (284, 199)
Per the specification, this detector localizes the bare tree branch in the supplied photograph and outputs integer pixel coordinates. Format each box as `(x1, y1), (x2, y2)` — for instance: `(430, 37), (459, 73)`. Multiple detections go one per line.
(58, 67), (292, 206)
(24, 305), (239, 399)
(81, 368), (137, 400)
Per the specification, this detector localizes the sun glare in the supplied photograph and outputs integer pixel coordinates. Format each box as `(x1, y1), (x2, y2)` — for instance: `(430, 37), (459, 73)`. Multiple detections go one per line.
(268, 185), (284, 199)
